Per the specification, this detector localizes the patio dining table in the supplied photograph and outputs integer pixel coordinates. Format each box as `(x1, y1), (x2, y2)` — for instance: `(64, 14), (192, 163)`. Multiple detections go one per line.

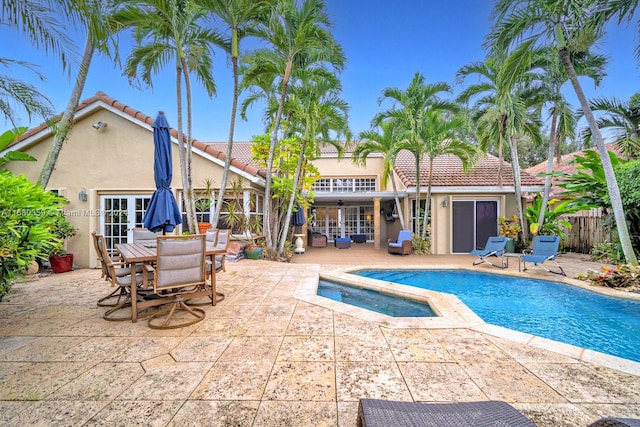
(115, 242), (226, 322)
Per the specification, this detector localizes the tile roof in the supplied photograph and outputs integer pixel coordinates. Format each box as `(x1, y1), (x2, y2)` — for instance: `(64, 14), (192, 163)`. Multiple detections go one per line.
(394, 150), (543, 187)
(524, 143), (620, 196)
(10, 91), (263, 179)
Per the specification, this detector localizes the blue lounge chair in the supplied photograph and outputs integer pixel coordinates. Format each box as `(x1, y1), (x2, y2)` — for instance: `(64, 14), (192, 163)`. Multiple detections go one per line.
(522, 235), (565, 276)
(388, 230), (412, 255)
(470, 236), (507, 268)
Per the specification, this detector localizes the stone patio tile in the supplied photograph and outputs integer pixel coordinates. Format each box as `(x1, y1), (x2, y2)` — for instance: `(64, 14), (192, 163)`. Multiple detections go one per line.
(238, 315), (291, 336)
(3, 400), (108, 426)
(251, 303), (296, 318)
(462, 361), (567, 403)
(277, 335), (334, 361)
(0, 336), (38, 361)
(191, 361), (272, 400)
(263, 361), (335, 401)
(253, 401), (337, 427)
(57, 316), (151, 337)
(207, 303), (257, 319)
(117, 355), (212, 400)
(217, 336), (282, 363)
(168, 400), (260, 426)
(398, 362), (486, 401)
(335, 334), (394, 362)
(105, 337), (184, 362)
(190, 317), (247, 336)
(579, 403), (640, 421)
(0, 361), (94, 400)
(3, 336), (88, 361)
(47, 362), (144, 400)
(514, 403), (594, 427)
(85, 400), (182, 426)
(524, 362), (640, 403)
(382, 328), (454, 362)
(336, 361), (412, 401)
(286, 312), (334, 335)
(337, 401), (360, 427)
(487, 335), (581, 364)
(334, 313), (385, 338)
(169, 337), (232, 362)
(432, 329), (514, 363)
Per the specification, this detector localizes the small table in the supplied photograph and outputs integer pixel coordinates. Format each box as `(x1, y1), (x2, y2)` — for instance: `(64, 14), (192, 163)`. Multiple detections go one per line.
(503, 252), (524, 272)
(334, 237), (351, 249)
(351, 234), (366, 243)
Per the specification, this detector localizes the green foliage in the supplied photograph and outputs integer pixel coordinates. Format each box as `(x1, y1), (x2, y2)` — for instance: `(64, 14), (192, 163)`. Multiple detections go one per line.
(616, 159), (640, 257)
(0, 172), (68, 300)
(498, 215), (521, 239)
(0, 127), (36, 171)
(591, 242), (624, 264)
(411, 234), (431, 255)
(525, 194), (595, 239)
(579, 264), (640, 289)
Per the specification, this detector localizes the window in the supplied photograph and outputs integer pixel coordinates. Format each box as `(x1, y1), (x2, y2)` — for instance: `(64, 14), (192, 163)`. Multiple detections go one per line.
(312, 178), (376, 193)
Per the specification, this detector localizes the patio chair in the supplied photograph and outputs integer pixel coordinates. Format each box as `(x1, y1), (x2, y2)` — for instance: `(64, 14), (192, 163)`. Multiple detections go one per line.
(471, 236), (507, 268)
(146, 234), (210, 329)
(189, 229), (229, 306)
(94, 233), (153, 321)
(308, 229), (328, 247)
(588, 417), (640, 427)
(357, 399), (536, 427)
(388, 230), (412, 255)
(522, 235), (565, 276)
(132, 227), (161, 247)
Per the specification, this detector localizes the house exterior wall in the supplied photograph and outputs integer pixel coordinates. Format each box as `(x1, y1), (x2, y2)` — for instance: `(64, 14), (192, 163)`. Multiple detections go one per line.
(7, 109), (248, 268)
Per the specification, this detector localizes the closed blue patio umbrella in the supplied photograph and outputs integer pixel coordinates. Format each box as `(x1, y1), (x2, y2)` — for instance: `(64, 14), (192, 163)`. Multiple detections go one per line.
(143, 112), (182, 234)
(292, 203), (306, 227)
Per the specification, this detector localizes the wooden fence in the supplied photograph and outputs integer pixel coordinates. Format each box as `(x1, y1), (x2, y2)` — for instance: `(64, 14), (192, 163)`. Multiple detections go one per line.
(562, 216), (613, 254)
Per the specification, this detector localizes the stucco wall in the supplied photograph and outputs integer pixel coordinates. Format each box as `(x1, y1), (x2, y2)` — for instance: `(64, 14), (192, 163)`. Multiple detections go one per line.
(7, 109), (251, 268)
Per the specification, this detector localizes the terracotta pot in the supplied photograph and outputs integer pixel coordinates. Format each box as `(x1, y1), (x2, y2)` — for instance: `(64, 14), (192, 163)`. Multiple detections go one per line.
(244, 245), (262, 260)
(197, 222), (211, 234)
(49, 254), (74, 273)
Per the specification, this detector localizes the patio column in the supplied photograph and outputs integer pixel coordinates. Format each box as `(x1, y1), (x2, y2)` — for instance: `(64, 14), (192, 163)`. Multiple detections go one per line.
(373, 197), (381, 249)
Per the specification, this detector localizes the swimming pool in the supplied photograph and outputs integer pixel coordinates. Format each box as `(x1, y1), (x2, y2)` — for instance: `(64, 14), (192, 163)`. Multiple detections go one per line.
(317, 279), (436, 317)
(354, 269), (640, 362)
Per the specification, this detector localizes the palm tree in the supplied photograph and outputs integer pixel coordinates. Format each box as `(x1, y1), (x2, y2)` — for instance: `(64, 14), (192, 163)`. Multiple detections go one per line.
(583, 93), (640, 159)
(457, 45), (543, 241)
(0, 60), (53, 128)
(533, 46), (606, 230)
(277, 76), (351, 254)
(249, 0), (345, 250)
(117, 0), (225, 234)
(354, 121), (406, 230)
(374, 72), (459, 238)
(202, 0), (271, 229)
(409, 111), (477, 239)
(490, 0), (638, 265)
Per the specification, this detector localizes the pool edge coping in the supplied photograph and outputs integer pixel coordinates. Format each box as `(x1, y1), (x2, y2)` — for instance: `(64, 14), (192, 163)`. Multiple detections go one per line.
(292, 264), (640, 377)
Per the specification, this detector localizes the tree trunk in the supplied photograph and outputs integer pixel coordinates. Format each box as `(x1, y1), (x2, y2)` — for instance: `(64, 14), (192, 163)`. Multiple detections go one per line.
(39, 34), (94, 188)
(421, 157), (434, 239)
(538, 105), (559, 231)
(510, 135), (527, 242)
(175, 64), (193, 234)
(560, 47), (637, 265)
(278, 138), (307, 254)
(264, 59), (292, 249)
(212, 49), (240, 229)
(391, 171), (406, 230)
(414, 154), (422, 236)
(181, 57), (197, 233)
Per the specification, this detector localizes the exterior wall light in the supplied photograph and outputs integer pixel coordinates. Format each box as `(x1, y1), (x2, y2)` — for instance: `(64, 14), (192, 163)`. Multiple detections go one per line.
(92, 121), (108, 130)
(442, 199), (449, 208)
(79, 188), (88, 202)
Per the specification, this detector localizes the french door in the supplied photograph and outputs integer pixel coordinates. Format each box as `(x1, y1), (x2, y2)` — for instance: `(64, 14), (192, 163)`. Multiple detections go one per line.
(100, 195), (152, 254)
(451, 200), (498, 253)
(313, 205), (374, 242)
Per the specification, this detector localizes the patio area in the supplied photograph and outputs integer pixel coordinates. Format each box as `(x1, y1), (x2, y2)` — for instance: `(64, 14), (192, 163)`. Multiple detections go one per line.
(1, 246), (639, 426)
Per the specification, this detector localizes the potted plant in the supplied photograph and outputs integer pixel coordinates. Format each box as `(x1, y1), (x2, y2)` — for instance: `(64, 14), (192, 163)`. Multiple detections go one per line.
(49, 215), (78, 273)
(223, 177), (263, 259)
(498, 215), (521, 253)
(195, 178), (215, 234)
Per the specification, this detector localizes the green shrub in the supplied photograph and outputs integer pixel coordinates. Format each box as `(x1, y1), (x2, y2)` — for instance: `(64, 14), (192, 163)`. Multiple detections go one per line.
(411, 235), (431, 255)
(0, 172), (68, 301)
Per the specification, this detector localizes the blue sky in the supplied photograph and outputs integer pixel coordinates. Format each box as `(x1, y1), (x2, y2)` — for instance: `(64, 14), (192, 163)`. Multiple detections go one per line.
(3, 0), (639, 142)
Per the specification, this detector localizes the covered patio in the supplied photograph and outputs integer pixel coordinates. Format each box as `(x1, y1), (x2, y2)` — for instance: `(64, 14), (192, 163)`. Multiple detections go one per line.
(1, 251), (639, 426)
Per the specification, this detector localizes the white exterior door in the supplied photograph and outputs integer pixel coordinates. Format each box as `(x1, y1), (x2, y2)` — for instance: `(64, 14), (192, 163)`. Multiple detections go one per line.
(100, 195), (152, 254)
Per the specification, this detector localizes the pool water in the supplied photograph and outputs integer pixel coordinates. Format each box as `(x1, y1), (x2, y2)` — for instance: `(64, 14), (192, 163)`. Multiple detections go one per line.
(354, 269), (640, 363)
(317, 280), (436, 317)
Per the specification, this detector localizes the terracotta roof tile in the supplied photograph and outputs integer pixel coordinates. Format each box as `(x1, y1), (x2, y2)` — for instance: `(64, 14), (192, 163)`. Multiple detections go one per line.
(395, 150), (543, 187)
(10, 91), (263, 179)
